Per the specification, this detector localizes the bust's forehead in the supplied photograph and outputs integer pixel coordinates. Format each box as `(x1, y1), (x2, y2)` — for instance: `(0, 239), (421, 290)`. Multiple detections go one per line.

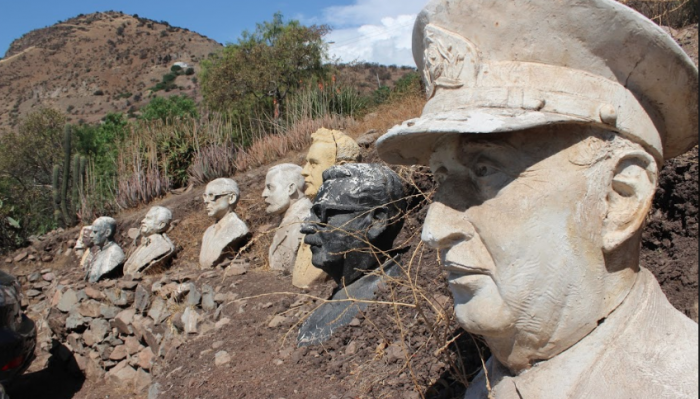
(205, 180), (234, 194)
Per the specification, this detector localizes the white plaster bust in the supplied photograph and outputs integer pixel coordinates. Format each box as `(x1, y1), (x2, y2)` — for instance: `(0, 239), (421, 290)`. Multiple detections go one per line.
(263, 164), (311, 271)
(124, 206), (176, 277)
(199, 178), (249, 269)
(87, 216), (125, 283)
(377, 1), (698, 397)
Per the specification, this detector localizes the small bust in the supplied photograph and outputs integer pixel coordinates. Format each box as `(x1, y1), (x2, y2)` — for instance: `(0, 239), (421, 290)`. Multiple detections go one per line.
(199, 178), (250, 269)
(300, 128), (361, 200)
(263, 164), (312, 271)
(124, 206), (176, 277)
(297, 164), (408, 346)
(86, 216), (125, 283)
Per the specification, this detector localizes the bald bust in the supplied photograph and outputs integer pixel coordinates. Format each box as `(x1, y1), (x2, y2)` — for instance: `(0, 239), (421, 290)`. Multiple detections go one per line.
(124, 206), (176, 277)
(200, 178), (250, 269)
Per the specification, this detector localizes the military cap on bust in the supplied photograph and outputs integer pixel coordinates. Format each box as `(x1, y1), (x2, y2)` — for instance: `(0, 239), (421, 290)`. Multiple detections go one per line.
(377, 0), (698, 165)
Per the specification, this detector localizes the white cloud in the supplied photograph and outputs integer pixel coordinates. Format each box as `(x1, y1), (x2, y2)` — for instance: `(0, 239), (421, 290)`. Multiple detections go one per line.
(321, 0), (429, 67)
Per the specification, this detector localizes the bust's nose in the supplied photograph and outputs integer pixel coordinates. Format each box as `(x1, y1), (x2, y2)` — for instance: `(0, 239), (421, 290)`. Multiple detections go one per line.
(421, 201), (475, 250)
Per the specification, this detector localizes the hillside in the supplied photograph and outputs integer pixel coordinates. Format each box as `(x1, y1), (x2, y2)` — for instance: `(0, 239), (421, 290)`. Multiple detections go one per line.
(0, 11), (222, 129)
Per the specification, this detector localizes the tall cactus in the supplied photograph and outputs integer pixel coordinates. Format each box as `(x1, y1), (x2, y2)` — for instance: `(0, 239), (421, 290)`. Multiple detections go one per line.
(60, 126), (72, 227)
(52, 165), (62, 227)
(71, 153), (81, 225)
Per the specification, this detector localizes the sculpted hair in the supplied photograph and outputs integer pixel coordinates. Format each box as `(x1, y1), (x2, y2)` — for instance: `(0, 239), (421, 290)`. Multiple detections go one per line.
(310, 128), (361, 163)
(93, 216), (117, 239)
(268, 164), (305, 195)
(149, 206), (173, 230)
(322, 163), (407, 246)
(207, 178), (240, 203)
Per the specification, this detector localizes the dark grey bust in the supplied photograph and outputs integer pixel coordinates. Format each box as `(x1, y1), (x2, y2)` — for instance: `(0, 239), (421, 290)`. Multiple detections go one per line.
(298, 163), (408, 346)
(301, 163), (407, 287)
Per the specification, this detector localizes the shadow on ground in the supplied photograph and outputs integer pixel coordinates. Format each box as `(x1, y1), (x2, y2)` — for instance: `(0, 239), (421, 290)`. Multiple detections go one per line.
(6, 343), (84, 399)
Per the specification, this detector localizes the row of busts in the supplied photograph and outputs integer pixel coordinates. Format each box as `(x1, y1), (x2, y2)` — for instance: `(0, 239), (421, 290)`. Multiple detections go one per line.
(76, 128), (407, 311)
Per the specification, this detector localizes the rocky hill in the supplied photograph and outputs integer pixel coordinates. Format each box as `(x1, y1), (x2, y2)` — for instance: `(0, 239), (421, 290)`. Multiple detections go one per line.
(0, 11), (222, 129)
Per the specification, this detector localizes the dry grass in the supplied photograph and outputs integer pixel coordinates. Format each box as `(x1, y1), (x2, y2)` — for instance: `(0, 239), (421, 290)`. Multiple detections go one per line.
(346, 93), (426, 138)
(233, 114), (356, 173)
(621, 0), (697, 28)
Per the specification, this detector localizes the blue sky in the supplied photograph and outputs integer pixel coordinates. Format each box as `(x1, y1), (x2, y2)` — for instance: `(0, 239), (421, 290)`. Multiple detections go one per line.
(0, 0), (428, 66)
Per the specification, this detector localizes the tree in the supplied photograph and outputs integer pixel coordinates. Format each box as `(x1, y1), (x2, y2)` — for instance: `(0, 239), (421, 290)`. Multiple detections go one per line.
(200, 12), (330, 117)
(139, 95), (198, 122)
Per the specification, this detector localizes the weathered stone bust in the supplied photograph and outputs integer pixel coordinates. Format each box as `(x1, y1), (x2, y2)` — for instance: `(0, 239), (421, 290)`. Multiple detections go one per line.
(297, 163), (407, 346)
(293, 128), (361, 288)
(75, 225), (94, 270)
(377, 1), (699, 397)
(124, 206), (176, 277)
(199, 178), (250, 269)
(263, 164), (311, 271)
(86, 217), (125, 283)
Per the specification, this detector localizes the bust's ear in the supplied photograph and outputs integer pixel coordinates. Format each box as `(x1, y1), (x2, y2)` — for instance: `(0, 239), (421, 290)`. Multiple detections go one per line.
(227, 193), (237, 206)
(602, 150), (657, 252)
(367, 207), (388, 241)
(287, 182), (297, 197)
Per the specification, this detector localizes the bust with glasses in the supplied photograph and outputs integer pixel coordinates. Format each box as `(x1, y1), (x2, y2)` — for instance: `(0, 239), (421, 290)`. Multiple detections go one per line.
(199, 178), (250, 269)
(297, 163), (408, 345)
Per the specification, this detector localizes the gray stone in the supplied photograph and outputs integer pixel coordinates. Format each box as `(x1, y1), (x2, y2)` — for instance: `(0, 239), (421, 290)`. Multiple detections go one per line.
(100, 303), (121, 319)
(113, 309), (136, 335)
(147, 297), (169, 325)
(181, 307), (199, 334)
(104, 288), (129, 307)
(201, 291), (216, 312)
(148, 383), (161, 399)
(65, 311), (87, 331)
(185, 284), (201, 307)
(134, 284), (150, 315)
(25, 289), (42, 298)
(57, 289), (78, 313)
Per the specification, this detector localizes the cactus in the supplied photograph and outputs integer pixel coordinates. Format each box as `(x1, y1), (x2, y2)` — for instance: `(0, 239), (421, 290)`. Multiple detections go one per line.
(60, 126), (72, 226)
(71, 153), (81, 225)
(52, 165), (62, 227)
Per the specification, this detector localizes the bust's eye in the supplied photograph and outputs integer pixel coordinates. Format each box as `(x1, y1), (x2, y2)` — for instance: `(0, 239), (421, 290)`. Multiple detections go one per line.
(474, 163), (497, 177)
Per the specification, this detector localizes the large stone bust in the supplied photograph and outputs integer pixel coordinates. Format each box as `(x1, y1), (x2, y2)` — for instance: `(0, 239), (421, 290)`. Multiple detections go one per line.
(199, 178), (250, 269)
(297, 163), (407, 345)
(377, 1), (698, 397)
(263, 164), (311, 271)
(124, 206), (176, 277)
(293, 128), (361, 288)
(86, 216), (125, 283)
